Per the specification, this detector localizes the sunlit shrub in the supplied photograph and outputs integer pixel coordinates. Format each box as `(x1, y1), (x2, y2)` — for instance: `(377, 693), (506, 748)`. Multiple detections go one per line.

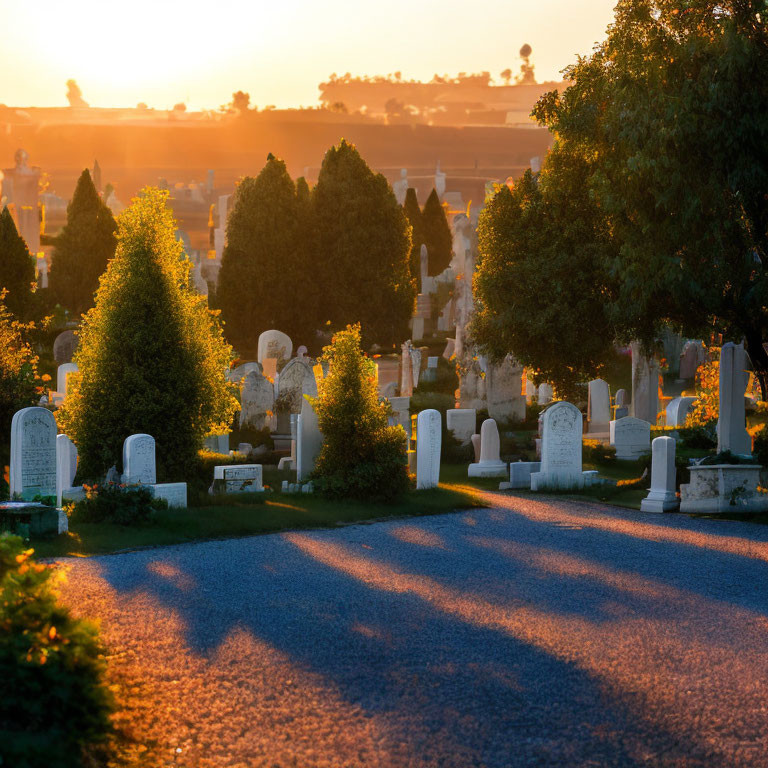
(70, 482), (167, 525)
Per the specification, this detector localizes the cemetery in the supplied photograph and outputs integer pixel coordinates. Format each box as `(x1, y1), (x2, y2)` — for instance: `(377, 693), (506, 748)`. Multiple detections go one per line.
(2, 2), (768, 767)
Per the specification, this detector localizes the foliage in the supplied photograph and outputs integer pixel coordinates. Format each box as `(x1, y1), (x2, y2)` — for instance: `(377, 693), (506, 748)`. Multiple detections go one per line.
(57, 188), (239, 482)
(0, 294), (39, 482)
(310, 324), (410, 500)
(421, 189), (453, 275)
(313, 140), (415, 349)
(472, 161), (617, 396)
(582, 439), (617, 465)
(0, 206), (35, 320)
(753, 426), (768, 468)
(532, 0), (768, 397)
(687, 347), (720, 426)
(0, 534), (113, 767)
(678, 423), (718, 450)
(70, 482), (167, 525)
(412, 357), (458, 395)
(217, 154), (317, 354)
(48, 169), (117, 318)
(402, 187), (423, 287)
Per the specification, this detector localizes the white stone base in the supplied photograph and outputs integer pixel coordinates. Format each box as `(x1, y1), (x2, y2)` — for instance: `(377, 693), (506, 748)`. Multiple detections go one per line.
(680, 464), (768, 514)
(468, 461), (507, 478)
(507, 461), (541, 489)
(640, 490), (679, 513)
(531, 470), (598, 492)
(151, 482), (187, 508)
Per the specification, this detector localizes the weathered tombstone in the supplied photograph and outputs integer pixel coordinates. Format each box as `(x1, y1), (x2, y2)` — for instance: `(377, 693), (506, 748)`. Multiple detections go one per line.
(530, 402), (584, 491)
(150, 483), (187, 508)
(678, 340), (705, 380)
(468, 419), (507, 477)
(122, 434), (156, 484)
(502, 461), (541, 490)
(277, 357), (317, 414)
(615, 389), (629, 408)
(410, 348), (422, 388)
(376, 358), (399, 396)
(297, 398), (322, 482)
(470, 433), (481, 462)
(213, 464), (264, 493)
(718, 342), (752, 455)
(486, 356), (525, 422)
(228, 361), (262, 382)
(56, 434), (78, 507)
(537, 383), (553, 405)
(665, 396), (697, 428)
(640, 437), (678, 513)
(204, 433), (229, 454)
(257, 329), (292, 366)
(56, 362), (78, 396)
(400, 341), (414, 397)
(446, 408), (476, 445)
(525, 378), (537, 405)
(53, 330), (78, 364)
(262, 357), (278, 381)
(239, 370), (275, 430)
(630, 342), (660, 424)
(587, 379), (611, 435)
(610, 417), (651, 460)
(388, 396), (411, 437)
(10, 407), (57, 500)
(416, 409), (441, 489)
(427, 356), (439, 369)
(442, 338), (455, 360)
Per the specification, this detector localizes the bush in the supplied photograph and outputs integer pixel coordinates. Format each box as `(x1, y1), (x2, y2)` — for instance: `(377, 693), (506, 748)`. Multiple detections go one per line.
(582, 439), (617, 465)
(311, 325), (410, 501)
(754, 425), (768, 468)
(70, 482), (167, 525)
(0, 534), (113, 767)
(679, 421), (717, 449)
(413, 358), (458, 395)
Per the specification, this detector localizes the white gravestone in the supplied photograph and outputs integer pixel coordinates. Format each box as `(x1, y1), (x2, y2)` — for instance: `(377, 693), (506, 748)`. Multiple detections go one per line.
(428, 356), (438, 369)
(228, 361), (262, 382)
(257, 329), (293, 366)
(150, 483), (187, 508)
(679, 340), (705, 380)
(446, 408), (475, 446)
(214, 464), (264, 493)
(587, 379), (611, 435)
(53, 330), (78, 364)
(630, 342), (660, 424)
(537, 383), (553, 405)
(665, 396), (697, 428)
(56, 434), (78, 507)
(471, 433), (481, 462)
(416, 409), (441, 489)
(297, 398), (322, 482)
(122, 434), (156, 484)
(239, 370), (275, 430)
(530, 402), (584, 491)
(468, 419), (507, 478)
(640, 436), (678, 513)
(610, 417), (651, 460)
(486, 356), (525, 422)
(501, 461), (541, 490)
(57, 363), (78, 396)
(10, 407), (57, 500)
(718, 342), (752, 455)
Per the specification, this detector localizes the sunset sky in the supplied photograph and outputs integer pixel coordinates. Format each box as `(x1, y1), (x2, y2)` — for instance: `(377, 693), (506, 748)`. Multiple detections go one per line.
(1, 0), (617, 110)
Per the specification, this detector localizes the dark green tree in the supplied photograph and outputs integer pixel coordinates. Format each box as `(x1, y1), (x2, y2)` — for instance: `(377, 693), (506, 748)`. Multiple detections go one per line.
(49, 169), (117, 318)
(217, 155), (317, 355)
(402, 187), (423, 287)
(313, 139), (415, 348)
(532, 0), (768, 395)
(0, 207), (35, 320)
(58, 188), (238, 481)
(310, 324), (409, 500)
(421, 189), (453, 275)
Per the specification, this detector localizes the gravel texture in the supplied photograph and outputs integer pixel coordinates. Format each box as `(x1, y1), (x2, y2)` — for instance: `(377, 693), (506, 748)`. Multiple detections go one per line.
(57, 490), (768, 767)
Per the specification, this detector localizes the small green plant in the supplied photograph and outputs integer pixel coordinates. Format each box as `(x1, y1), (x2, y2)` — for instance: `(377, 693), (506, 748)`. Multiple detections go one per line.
(582, 439), (616, 465)
(0, 534), (113, 766)
(71, 482), (167, 525)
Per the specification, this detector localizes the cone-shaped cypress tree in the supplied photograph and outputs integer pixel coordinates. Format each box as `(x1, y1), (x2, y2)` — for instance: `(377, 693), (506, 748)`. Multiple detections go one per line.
(402, 187), (423, 288)
(217, 155), (317, 355)
(57, 188), (238, 481)
(313, 139), (415, 349)
(0, 207), (35, 320)
(49, 169), (117, 318)
(421, 188), (453, 275)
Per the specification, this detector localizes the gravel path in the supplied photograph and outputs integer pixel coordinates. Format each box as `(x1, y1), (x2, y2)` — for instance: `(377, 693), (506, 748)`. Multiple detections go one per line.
(57, 490), (768, 767)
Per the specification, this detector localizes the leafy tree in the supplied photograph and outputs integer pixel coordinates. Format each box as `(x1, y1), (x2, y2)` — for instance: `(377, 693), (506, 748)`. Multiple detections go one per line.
(472, 156), (617, 396)
(313, 139), (414, 348)
(421, 189), (453, 275)
(532, 0), (768, 396)
(402, 187), (423, 286)
(57, 188), (238, 481)
(49, 169), (117, 318)
(310, 324), (409, 500)
(0, 207), (35, 320)
(0, 534), (112, 766)
(217, 154), (317, 354)
(231, 90), (250, 113)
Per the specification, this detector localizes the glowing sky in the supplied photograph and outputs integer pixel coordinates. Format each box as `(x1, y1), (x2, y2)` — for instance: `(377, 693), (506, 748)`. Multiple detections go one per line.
(0, 0), (616, 110)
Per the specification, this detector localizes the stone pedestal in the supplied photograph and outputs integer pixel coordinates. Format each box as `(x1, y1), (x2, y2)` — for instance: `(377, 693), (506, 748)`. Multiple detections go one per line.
(680, 464), (768, 514)
(640, 436), (679, 513)
(468, 419), (507, 478)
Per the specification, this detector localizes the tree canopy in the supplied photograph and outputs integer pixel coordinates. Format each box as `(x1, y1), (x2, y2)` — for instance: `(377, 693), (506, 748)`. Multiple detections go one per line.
(217, 154), (316, 355)
(49, 169), (117, 318)
(58, 188), (238, 481)
(402, 187), (423, 287)
(421, 189), (453, 275)
(0, 207), (35, 320)
(313, 139), (415, 348)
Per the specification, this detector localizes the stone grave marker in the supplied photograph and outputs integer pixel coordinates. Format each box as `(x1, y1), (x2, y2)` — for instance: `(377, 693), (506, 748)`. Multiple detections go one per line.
(56, 362), (78, 397)
(610, 417), (651, 460)
(297, 398), (322, 482)
(56, 434), (78, 507)
(665, 396), (697, 427)
(446, 408), (476, 445)
(486, 356), (525, 422)
(239, 370), (275, 430)
(718, 342), (751, 455)
(122, 434), (156, 484)
(53, 330), (78, 364)
(257, 329), (292, 366)
(10, 407), (57, 500)
(587, 379), (611, 435)
(468, 418), (507, 477)
(416, 409), (441, 489)
(530, 402), (584, 491)
(640, 436), (678, 513)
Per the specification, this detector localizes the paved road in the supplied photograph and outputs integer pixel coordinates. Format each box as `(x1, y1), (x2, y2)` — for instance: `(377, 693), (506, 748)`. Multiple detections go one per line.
(58, 491), (768, 767)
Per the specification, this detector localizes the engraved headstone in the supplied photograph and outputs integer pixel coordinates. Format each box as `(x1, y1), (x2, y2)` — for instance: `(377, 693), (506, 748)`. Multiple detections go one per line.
(10, 407), (57, 500)
(53, 330), (78, 364)
(257, 329), (292, 365)
(537, 383), (553, 405)
(446, 408), (476, 446)
(277, 357), (317, 414)
(665, 396), (697, 427)
(56, 434), (78, 507)
(122, 434), (156, 484)
(150, 483), (187, 508)
(486, 356), (525, 422)
(239, 370), (275, 430)
(213, 464), (264, 493)
(530, 402), (584, 490)
(416, 409), (441, 489)
(630, 342), (660, 424)
(57, 362), (78, 396)
(587, 378), (611, 435)
(610, 417), (651, 460)
(718, 342), (752, 455)
(640, 436), (678, 513)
